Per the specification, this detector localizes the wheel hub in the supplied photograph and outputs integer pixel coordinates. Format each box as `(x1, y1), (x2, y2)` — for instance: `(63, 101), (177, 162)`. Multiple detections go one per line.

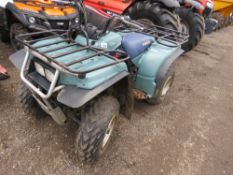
(100, 114), (117, 153)
(161, 76), (173, 96)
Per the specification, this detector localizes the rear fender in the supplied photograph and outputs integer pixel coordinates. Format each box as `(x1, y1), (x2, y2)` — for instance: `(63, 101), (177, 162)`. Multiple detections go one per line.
(133, 44), (183, 97)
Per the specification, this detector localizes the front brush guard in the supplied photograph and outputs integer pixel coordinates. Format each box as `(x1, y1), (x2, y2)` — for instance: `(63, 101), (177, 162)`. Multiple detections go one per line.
(20, 47), (64, 99)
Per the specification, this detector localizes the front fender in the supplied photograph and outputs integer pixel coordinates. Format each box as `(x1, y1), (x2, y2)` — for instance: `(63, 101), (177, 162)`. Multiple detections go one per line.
(133, 43), (183, 97)
(57, 71), (129, 108)
(6, 3), (29, 27)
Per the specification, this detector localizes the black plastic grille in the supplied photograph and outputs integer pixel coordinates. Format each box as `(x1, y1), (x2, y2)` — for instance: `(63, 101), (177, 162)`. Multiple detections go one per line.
(49, 20), (70, 30)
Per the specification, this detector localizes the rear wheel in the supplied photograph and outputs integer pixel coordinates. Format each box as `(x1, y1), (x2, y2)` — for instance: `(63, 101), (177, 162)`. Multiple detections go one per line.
(75, 96), (120, 162)
(18, 82), (46, 119)
(10, 23), (28, 50)
(176, 8), (205, 52)
(127, 1), (180, 31)
(147, 68), (175, 105)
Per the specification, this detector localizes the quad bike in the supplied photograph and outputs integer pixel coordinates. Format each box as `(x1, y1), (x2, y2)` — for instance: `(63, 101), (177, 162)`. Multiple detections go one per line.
(0, 64), (9, 80)
(9, 0), (188, 163)
(176, 0), (215, 51)
(0, 0), (79, 50)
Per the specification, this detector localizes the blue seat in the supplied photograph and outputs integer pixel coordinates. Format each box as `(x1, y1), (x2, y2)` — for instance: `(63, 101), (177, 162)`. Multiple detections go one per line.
(121, 33), (155, 58)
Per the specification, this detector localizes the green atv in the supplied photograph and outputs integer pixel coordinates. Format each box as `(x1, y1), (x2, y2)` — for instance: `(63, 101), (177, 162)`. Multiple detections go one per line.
(9, 0), (188, 163)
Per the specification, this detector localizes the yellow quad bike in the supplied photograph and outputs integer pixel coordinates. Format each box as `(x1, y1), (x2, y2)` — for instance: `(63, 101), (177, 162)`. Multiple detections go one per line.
(0, 0), (79, 50)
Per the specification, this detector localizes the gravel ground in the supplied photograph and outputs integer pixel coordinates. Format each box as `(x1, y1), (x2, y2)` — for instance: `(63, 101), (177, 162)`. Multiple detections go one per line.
(0, 27), (233, 175)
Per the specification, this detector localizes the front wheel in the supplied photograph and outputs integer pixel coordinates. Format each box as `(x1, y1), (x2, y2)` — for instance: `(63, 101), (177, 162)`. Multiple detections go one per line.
(176, 8), (205, 52)
(18, 82), (46, 118)
(147, 69), (175, 105)
(75, 96), (120, 163)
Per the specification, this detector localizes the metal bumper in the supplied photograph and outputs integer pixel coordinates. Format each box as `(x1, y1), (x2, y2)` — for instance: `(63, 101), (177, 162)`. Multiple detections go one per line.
(20, 47), (64, 99)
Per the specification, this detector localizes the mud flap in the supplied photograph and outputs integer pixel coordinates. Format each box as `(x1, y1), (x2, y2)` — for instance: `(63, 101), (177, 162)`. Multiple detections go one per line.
(9, 49), (26, 70)
(112, 76), (134, 119)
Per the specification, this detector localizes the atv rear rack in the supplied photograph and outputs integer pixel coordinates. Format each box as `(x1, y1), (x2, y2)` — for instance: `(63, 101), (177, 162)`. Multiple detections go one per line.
(109, 17), (189, 47)
(16, 30), (130, 77)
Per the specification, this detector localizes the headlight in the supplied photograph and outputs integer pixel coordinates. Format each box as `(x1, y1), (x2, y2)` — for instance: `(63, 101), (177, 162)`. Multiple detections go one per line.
(74, 17), (79, 23)
(44, 69), (55, 82)
(34, 62), (55, 82)
(29, 16), (36, 24)
(34, 62), (45, 76)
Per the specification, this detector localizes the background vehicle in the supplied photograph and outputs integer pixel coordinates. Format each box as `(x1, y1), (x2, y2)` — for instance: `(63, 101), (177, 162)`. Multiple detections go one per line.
(84, 0), (181, 30)
(176, 0), (215, 51)
(84, 0), (217, 52)
(0, 0), (79, 50)
(9, 0), (188, 163)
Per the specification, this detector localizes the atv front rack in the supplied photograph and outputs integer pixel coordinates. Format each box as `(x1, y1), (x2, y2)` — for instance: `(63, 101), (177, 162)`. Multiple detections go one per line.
(16, 30), (130, 77)
(109, 17), (189, 47)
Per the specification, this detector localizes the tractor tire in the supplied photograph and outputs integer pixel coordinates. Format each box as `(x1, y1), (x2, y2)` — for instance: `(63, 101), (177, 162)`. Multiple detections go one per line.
(175, 8), (205, 52)
(10, 23), (28, 50)
(147, 68), (175, 105)
(18, 82), (46, 119)
(127, 1), (180, 31)
(75, 96), (120, 163)
(1, 29), (10, 43)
